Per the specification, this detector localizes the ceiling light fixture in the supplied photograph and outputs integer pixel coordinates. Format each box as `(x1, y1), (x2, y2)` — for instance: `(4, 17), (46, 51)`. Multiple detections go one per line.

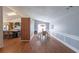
(7, 12), (16, 16)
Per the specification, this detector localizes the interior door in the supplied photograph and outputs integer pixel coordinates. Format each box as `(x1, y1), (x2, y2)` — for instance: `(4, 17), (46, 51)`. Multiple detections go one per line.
(21, 18), (30, 41)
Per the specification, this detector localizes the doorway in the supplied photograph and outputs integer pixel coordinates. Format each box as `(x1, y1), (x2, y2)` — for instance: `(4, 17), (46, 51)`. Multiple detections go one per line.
(38, 24), (46, 33)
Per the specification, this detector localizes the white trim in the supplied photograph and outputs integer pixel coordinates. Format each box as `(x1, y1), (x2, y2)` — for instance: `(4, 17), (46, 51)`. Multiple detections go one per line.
(53, 32), (79, 41)
(50, 33), (79, 53)
(30, 34), (34, 40)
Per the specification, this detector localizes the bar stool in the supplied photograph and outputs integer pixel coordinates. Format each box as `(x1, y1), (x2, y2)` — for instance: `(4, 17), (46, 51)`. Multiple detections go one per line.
(9, 31), (13, 39)
(3, 31), (9, 39)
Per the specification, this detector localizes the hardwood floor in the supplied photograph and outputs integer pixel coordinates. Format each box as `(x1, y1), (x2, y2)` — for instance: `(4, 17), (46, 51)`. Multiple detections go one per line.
(0, 35), (75, 53)
(0, 38), (32, 53)
(30, 35), (75, 53)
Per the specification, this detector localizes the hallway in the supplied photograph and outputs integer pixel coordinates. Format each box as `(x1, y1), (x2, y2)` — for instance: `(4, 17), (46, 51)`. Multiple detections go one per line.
(0, 6), (78, 53)
(0, 34), (75, 53)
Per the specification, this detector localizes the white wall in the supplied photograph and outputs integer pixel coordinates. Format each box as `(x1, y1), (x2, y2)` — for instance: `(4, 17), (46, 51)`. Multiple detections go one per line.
(0, 6), (3, 48)
(30, 19), (35, 37)
(49, 22), (54, 33)
(52, 10), (79, 36)
(49, 8), (79, 52)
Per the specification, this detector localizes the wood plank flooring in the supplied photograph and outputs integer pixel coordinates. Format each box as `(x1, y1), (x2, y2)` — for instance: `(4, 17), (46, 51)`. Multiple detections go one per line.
(0, 35), (75, 53)
(30, 35), (75, 53)
(0, 38), (32, 53)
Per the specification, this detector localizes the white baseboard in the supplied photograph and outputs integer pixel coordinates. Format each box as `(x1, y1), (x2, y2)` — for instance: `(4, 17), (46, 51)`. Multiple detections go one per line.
(50, 33), (79, 53)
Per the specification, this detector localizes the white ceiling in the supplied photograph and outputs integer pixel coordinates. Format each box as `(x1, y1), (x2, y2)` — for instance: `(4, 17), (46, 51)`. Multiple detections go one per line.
(5, 6), (79, 22)
(3, 7), (21, 22)
(3, 7), (20, 19)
